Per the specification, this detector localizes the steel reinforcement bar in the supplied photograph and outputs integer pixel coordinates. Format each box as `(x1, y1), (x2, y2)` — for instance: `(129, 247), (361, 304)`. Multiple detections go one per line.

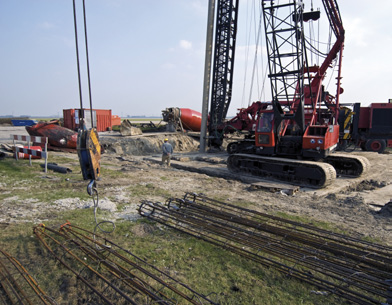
(0, 249), (57, 305)
(33, 223), (217, 305)
(138, 194), (392, 305)
(182, 193), (392, 272)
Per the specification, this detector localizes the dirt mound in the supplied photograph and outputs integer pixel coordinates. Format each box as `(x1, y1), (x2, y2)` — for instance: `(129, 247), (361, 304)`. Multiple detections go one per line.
(349, 179), (388, 192)
(101, 133), (200, 156)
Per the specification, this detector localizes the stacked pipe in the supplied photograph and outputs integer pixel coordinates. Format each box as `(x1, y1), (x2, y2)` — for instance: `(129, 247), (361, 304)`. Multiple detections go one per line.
(33, 223), (217, 305)
(0, 249), (56, 305)
(138, 193), (392, 305)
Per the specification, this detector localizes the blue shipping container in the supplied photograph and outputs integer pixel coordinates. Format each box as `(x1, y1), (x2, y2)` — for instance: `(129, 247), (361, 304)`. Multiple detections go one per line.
(11, 120), (38, 126)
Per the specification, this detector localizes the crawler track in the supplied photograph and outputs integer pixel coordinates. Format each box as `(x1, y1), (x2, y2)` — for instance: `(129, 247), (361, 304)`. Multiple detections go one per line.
(139, 193), (392, 305)
(227, 154), (337, 188)
(325, 153), (371, 177)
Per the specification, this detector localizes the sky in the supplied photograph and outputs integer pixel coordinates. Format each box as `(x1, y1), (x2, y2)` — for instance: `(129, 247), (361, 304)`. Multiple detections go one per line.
(1, 0), (391, 118)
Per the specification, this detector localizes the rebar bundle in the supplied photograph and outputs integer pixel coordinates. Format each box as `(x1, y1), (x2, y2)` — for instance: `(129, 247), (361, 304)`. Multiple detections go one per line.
(33, 223), (217, 305)
(138, 192), (392, 305)
(0, 249), (56, 305)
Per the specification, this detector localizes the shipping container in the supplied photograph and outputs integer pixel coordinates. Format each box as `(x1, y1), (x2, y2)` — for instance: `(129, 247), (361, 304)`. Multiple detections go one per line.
(11, 119), (37, 126)
(112, 115), (121, 126)
(63, 109), (119, 132)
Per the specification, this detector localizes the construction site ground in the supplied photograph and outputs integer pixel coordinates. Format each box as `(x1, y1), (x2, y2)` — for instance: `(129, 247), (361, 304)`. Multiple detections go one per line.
(1, 126), (392, 245)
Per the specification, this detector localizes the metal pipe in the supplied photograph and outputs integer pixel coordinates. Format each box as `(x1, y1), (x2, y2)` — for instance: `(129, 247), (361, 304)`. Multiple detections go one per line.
(200, 0), (216, 152)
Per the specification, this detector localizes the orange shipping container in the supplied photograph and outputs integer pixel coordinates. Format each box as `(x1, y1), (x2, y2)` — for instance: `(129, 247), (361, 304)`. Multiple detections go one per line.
(112, 115), (121, 126)
(63, 109), (117, 132)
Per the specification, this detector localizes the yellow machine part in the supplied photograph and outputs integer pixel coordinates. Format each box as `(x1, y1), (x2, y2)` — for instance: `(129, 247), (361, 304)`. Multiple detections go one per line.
(341, 107), (354, 140)
(77, 128), (101, 181)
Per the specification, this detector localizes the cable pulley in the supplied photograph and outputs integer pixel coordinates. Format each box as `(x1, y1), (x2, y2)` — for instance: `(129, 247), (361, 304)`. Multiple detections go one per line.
(72, 0), (101, 183)
(72, 0), (112, 234)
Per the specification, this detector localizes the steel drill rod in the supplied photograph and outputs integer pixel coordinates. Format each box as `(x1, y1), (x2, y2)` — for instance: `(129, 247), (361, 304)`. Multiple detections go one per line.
(66, 224), (215, 305)
(139, 199), (391, 305)
(34, 225), (127, 305)
(0, 261), (27, 305)
(0, 249), (56, 305)
(60, 234), (174, 303)
(59, 224), (217, 305)
(57, 226), (176, 303)
(139, 201), (374, 304)
(34, 225), (176, 305)
(171, 197), (390, 280)
(35, 225), (182, 304)
(180, 205), (387, 295)
(185, 192), (392, 253)
(183, 193), (392, 269)
(33, 224), (217, 305)
(181, 199), (391, 294)
(185, 192), (391, 251)
(146, 200), (389, 295)
(177, 196), (392, 279)
(141, 200), (388, 304)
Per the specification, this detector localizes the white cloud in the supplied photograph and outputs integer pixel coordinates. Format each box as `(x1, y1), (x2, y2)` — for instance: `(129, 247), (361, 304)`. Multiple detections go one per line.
(38, 21), (55, 30)
(179, 40), (192, 50)
(161, 62), (176, 70)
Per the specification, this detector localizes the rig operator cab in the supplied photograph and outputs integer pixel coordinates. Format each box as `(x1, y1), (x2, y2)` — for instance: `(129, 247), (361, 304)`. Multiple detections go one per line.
(253, 102), (339, 161)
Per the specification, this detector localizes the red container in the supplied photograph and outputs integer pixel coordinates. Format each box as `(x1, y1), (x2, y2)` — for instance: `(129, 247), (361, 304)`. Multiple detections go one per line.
(63, 109), (115, 132)
(179, 108), (202, 131)
(112, 115), (121, 127)
(63, 108), (76, 130)
(358, 107), (370, 129)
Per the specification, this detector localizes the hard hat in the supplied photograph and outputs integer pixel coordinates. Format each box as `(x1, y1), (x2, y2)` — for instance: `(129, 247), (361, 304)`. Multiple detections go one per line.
(164, 138), (168, 141)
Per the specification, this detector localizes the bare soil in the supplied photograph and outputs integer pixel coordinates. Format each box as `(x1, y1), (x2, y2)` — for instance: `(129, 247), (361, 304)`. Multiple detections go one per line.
(1, 126), (391, 245)
(101, 148), (392, 245)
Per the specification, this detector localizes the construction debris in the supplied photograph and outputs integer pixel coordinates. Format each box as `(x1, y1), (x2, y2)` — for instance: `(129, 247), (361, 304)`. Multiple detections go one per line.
(120, 119), (143, 136)
(40, 163), (72, 174)
(250, 180), (300, 195)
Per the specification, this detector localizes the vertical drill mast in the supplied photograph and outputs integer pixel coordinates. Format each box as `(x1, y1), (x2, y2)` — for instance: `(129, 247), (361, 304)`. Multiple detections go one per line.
(260, 0), (345, 158)
(208, 0), (239, 148)
(262, 0), (307, 133)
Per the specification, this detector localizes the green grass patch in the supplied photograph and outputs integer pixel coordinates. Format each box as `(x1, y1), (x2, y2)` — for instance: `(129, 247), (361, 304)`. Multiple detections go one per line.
(105, 220), (345, 305)
(0, 212), (348, 305)
(0, 154), (356, 304)
(0, 158), (89, 202)
(123, 118), (162, 122)
(274, 211), (348, 233)
(127, 183), (171, 198)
